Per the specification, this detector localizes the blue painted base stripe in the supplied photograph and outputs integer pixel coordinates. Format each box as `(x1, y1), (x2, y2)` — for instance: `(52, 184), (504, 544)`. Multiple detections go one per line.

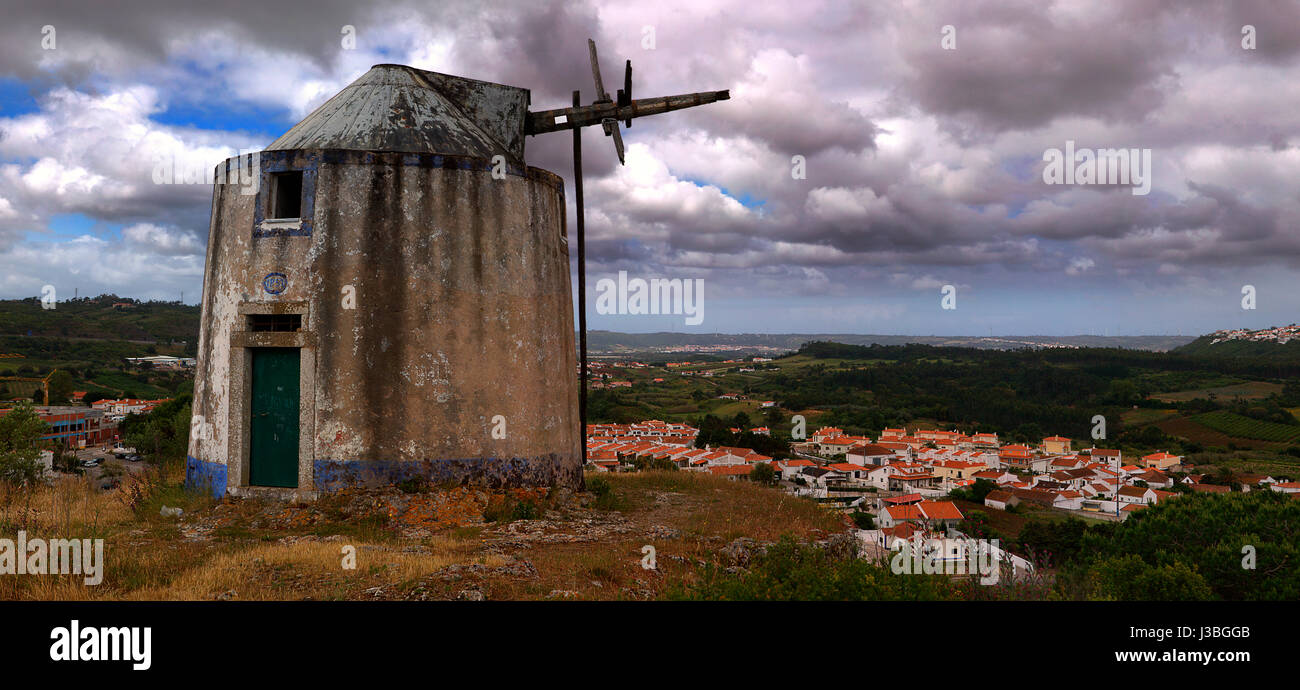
(313, 455), (580, 492)
(183, 455), (581, 496)
(185, 456), (228, 499)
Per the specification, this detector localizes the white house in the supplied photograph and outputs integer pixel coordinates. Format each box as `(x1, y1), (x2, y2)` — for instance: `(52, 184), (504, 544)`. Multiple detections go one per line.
(864, 465), (895, 490)
(775, 458), (816, 480)
(983, 490), (1018, 511)
(800, 466), (834, 487)
(846, 443), (897, 467)
(1117, 485), (1156, 505)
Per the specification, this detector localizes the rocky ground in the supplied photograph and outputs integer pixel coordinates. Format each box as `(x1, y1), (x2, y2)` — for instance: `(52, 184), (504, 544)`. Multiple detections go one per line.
(140, 471), (851, 601)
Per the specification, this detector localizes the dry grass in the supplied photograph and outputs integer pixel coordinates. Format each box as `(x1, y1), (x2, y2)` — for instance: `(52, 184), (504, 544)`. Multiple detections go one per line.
(0, 475), (132, 536)
(603, 470), (845, 541)
(2, 466), (849, 601)
(16, 536), (500, 601)
(125, 537), (489, 601)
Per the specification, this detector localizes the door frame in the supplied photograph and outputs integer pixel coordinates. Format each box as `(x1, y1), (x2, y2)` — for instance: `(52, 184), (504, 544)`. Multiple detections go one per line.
(227, 301), (316, 494)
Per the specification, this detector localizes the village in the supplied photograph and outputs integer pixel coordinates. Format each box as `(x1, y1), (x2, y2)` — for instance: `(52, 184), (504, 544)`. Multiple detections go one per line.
(586, 417), (1300, 570)
(1208, 324), (1300, 345)
(0, 395), (171, 485)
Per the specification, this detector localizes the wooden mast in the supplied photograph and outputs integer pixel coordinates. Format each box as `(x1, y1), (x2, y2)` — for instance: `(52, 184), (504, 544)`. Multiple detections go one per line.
(528, 39), (730, 477)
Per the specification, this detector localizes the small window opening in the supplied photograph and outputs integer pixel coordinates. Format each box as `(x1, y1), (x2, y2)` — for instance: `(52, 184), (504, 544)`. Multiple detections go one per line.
(270, 171), (303, 219)
(248, 314), (302, 332)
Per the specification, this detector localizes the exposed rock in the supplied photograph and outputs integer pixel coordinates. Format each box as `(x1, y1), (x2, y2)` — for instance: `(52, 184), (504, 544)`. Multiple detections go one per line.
(647, 525), (681, 540)
(433, 560), (539, 581)
(823, 532), (861, 561)
(721, 537), (769, 567)
(550, 487), (573, 507)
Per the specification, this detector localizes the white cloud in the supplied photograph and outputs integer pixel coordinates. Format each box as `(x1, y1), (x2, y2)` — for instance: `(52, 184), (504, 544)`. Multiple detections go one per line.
(122, 223), (205, 256)
(1065, 257), (1095, 276)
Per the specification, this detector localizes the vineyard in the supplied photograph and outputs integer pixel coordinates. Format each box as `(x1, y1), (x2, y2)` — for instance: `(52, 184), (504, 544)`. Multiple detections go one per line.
(1191, 411), (1300, 444)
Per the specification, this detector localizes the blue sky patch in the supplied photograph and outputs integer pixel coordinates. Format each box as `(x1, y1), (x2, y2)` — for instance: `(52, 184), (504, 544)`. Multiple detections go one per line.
(682, 176), (766, 209)
(151, 99), (290, 140)
(0, 77), (41, 117)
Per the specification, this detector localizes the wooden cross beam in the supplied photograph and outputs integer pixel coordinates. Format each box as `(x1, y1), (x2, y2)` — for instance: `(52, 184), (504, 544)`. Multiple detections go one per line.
(525, 90), (731, 136)
(526, 39), (728, 165)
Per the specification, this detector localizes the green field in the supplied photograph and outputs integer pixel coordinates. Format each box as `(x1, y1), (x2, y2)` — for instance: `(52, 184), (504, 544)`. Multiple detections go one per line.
(1151, 381), (1283, 403)
(1191, 410), (1300, 444)
(1121, 408), (1178, 426)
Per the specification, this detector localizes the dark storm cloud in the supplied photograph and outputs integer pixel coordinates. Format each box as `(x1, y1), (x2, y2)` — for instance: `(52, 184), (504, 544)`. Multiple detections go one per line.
(0, 0), (377, 85)
(895, 0), (1181, 136)
(1, 0), (1299, 313)
(1219, 0), (1300, 63)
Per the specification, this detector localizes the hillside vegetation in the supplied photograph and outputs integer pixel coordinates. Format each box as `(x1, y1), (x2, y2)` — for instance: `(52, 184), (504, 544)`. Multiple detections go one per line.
(0, 295), (199, 343)
(1174, 335), (1300, 360)
(0, 296), (200, 402)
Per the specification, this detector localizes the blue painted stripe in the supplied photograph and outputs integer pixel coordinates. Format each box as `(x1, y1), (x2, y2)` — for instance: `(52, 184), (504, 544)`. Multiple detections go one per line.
(182, 455), (580, 496)
(312, 455), (580, 492)
(185, 456), (228, 499)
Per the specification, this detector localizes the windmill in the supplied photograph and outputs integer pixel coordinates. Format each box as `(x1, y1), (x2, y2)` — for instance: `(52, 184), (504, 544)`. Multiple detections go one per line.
(525, 39), (729, 467)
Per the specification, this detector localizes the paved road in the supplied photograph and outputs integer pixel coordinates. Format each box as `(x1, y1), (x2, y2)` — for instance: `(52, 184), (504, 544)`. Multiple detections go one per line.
(62, 445), (149, 489)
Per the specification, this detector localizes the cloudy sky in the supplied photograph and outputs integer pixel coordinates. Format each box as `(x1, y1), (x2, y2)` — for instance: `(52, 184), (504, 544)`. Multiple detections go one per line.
(1, 0), (1297, 335)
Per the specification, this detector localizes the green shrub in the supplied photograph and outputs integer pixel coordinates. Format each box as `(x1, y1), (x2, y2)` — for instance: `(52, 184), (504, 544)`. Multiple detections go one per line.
(1085, 555), (1213, 601)
(510, 500), (538, 521)
(749, 463), (777, 485)
(849, 510), (874, 529)
(666, 536), (961, 601)
(584, 476), (621, 510)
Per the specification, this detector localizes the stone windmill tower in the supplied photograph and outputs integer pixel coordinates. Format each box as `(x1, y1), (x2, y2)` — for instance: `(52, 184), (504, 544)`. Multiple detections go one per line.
(186, 53), (727, 498)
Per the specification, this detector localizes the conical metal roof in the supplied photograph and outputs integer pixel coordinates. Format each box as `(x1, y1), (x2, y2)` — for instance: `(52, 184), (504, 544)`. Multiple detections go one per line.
(265, 65), (530, 165)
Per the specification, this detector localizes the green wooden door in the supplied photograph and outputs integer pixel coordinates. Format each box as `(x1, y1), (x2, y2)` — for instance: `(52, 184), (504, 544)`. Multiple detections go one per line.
(249, 348), (300, 487)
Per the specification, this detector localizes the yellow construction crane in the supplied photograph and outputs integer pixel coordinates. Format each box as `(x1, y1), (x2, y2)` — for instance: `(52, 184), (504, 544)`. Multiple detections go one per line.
(0, 369), (56, 405)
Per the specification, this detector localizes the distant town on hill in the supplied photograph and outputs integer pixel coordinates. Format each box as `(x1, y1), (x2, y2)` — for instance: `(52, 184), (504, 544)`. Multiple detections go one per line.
(1173, 324), (1300, 358)
(7, 295), (1294, 360)
(585, 331), (1197, 357)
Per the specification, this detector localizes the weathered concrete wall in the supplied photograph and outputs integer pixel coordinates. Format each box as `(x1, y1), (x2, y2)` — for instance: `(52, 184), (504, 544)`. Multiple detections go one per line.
(187, 149), (580, 495)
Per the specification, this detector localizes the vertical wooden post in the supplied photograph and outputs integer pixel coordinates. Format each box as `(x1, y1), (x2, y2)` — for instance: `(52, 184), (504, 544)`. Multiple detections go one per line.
(573, 90), (588, 471)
